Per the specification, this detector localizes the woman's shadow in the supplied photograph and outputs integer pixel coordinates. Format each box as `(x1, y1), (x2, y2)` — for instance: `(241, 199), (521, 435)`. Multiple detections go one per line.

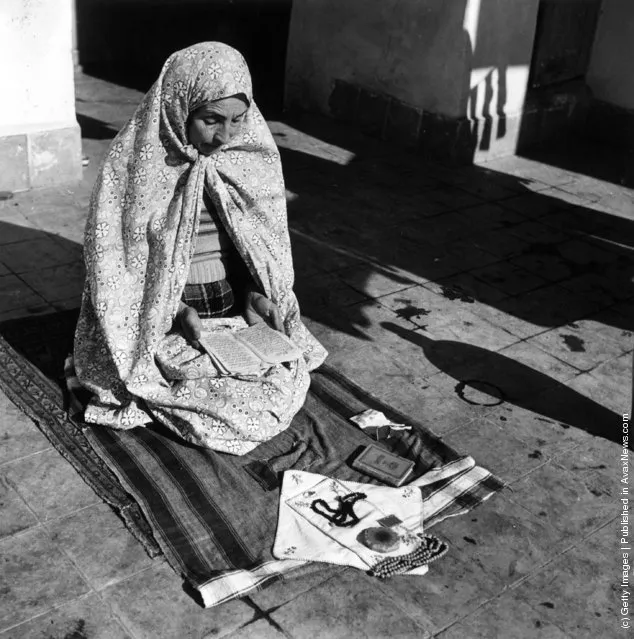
(381, 321), (620, 444)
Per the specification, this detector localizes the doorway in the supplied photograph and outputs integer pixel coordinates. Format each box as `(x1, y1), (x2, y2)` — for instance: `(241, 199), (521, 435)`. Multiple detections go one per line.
(529, 0), (602, 90)
(74, 0), (294, 116)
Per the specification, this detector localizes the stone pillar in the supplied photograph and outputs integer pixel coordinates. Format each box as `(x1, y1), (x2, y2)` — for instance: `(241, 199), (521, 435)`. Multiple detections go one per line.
(0, 0), (82, 192)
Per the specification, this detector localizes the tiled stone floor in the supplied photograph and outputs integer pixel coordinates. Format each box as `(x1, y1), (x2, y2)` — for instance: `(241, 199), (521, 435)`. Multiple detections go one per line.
(0, 73), (631, 638)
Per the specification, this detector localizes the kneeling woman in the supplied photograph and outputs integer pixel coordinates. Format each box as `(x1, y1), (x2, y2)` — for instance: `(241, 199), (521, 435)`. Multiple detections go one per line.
(73, 42), (327, 455)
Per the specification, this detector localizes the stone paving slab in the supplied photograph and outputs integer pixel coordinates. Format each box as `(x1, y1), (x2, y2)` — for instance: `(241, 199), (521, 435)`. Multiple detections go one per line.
(485, 399), (608, 461)
(436, 589), (572, 639)
(507, 458), (616, 541)
(435, 495), (574, 591)
(537, 187), (598, 209)
(589, 351), (633, 398)
(425, 185), (485, 210)
(482, 155), (578, 187)
(18, 262), (85, 304)
(565, 371), (627, 416)
(0, 393), (52, 465)
(269, 569), (431, 638)
(513, 522), (622, 638)
(0, 527), (91, 631)
(495, 341), (580, 383)
(0, 593), (132, 639)
(224, 618), (287, 639)
(0, 475), (38, 539)
(527, 320), (630, 373)
(498, 191), (573, 218)
(469, 260), (552, 297)
(249, 566), (346, 612)
(1, 449), (101, 522)
(478, 282), (609, 338)
(0, 274), (48, 317)
(337, 264), (420, 299)
(441, 418), (549, 483)
(365, 540), (500, 636)
(1, 238), (79, 274)
(46, 502), (155, 591)
(100, 563), (259, 639)
(0, 212), (42, 245)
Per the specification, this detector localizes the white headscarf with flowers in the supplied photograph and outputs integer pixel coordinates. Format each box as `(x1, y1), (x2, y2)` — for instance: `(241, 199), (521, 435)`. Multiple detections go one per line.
(73, 42), (327, 454)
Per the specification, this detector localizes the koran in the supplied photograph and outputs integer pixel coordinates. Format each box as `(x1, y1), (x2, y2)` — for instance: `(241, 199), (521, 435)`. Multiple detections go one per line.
(199, 322), (303, 376)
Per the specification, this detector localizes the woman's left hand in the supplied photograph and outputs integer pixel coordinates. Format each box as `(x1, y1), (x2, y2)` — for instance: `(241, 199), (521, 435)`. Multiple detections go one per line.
(245, 291), (284, 332)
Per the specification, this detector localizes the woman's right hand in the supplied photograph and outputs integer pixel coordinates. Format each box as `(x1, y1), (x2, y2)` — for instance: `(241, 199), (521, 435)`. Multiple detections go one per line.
(244, 290), (284, 333)
(178, 304), (202, 349)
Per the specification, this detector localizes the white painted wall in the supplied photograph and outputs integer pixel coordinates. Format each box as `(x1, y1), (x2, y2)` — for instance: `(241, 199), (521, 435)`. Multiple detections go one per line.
(0, 0), (77, 136)
(588, 0), (634, 110)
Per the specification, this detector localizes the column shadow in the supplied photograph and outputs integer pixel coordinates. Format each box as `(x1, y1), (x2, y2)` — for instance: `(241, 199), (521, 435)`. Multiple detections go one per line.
(381, 321), (620, 444)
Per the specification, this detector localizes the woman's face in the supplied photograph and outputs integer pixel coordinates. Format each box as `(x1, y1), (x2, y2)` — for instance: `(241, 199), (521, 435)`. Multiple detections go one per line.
(187, 96), (249, 155)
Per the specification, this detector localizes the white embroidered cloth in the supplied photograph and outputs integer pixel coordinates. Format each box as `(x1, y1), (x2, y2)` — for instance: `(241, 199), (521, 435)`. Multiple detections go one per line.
(273, 470), (429, 575)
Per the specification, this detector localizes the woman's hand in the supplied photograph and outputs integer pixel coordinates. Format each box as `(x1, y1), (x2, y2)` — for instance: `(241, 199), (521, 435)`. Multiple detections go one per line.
(178, 304), (202, 348)
(245, 291), (284, 332)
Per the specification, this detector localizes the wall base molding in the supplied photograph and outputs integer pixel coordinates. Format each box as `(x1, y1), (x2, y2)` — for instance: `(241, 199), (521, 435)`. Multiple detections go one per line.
(328, 79), (525, 165)
(0, 124), (82, 192)
(326, 78), (600, 165)
(585, 99), (634, 150)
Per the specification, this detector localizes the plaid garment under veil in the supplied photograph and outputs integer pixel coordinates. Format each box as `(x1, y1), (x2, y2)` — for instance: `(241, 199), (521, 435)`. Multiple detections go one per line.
(181, 280), (235, 318)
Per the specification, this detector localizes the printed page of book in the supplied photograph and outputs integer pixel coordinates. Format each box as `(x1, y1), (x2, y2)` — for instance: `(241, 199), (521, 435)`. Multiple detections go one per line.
(199, 330), (264, 375)
(234, 322), (303, 364)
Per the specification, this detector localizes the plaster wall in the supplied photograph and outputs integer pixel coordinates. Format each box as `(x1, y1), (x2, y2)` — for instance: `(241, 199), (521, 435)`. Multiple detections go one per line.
(0, 0), (77, 136)
(285, 0), (472, 119)
(0, 0), (82, 190)
(587, 0), (634, 110)
(286, 0), (539, 118)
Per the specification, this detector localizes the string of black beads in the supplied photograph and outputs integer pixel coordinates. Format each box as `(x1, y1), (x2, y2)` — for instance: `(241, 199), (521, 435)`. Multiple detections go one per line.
(368, 535), (449, 579)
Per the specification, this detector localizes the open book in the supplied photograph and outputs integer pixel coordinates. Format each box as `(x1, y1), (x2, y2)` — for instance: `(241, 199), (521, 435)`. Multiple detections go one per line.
(198, 322), (303, 376)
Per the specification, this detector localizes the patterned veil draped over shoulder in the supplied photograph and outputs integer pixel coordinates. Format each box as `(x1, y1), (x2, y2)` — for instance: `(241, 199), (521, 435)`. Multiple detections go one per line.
(74, 42), (327, 455)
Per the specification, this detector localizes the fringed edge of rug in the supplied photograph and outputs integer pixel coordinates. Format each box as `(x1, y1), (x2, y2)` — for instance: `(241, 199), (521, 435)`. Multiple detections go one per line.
(0, 332), (162, 559)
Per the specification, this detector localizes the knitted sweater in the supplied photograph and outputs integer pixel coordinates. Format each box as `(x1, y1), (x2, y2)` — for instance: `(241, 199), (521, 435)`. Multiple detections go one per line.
(187, 195), (235, 284)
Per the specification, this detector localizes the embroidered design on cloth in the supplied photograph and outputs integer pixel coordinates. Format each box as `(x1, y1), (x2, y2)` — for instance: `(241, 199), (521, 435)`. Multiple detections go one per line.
(368, 534), (448, 579)
(273, 471), (437, 576)
(73, 42), (327, 454)
(310, 491), (367, 527)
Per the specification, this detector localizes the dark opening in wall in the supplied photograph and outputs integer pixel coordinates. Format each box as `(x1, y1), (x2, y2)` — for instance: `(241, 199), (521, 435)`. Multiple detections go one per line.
(75, 0), (292, 117)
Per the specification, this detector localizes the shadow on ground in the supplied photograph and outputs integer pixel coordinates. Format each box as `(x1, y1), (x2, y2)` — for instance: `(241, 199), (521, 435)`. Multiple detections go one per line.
(281, 115), (633, 333)
(3, 94), (631, 447)
(277, 115), (631, 443)
(521, 138), (634, 189)
(382, 321), (617, 440)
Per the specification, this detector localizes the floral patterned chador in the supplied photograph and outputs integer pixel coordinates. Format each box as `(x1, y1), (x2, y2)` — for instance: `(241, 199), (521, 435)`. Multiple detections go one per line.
(73, 42), (327, 454)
